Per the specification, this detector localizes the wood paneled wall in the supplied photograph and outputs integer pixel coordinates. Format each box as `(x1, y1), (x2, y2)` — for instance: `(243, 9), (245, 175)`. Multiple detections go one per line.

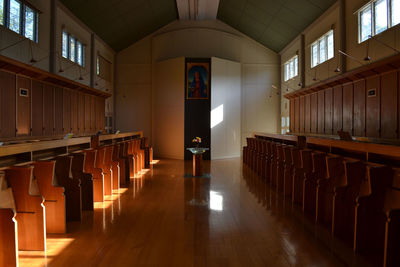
(289, 70), (399, 139)
(0, 70), (106, 139)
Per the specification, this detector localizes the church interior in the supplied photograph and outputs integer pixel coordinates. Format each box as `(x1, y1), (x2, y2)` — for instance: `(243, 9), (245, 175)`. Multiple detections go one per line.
(1, 0), (400, 266)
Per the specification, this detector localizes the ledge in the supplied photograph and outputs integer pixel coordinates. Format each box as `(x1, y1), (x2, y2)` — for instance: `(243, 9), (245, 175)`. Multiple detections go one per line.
(0, 54), (111, 98)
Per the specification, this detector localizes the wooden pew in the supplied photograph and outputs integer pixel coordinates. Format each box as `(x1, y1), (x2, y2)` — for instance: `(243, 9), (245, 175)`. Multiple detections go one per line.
(71, 152), (94, 211)
(332, 160), (366, 245)
(104, 145), (120, 190)
(83, 150), (104, 202)
(270, 143), (278, 189)
(32, 161), (66, 233)
(113, 143), (129, 188)
(0, 171), (18, 266)
(383, 185), (400, 267)
(276, 144), (285, 192)
(54, 156), (82, 221)
(354, 164), (393, 265)
(301, 149), (314, 213)
(5, 166), (46, 251)
(306, 152), (327, 218)
(316, 155), (345, 226)
(119, 141), (132, 185)
(291, 147), (304, 205)
(96, 147), (112, 196)
(283, 146), (294, 198)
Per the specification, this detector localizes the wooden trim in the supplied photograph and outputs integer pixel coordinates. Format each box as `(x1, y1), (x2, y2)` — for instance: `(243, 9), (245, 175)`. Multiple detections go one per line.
(0, 54), (111, 98)
(284, 54), (400, 99)
(0, 137), (90, 157)
(98, 131), (143, 142)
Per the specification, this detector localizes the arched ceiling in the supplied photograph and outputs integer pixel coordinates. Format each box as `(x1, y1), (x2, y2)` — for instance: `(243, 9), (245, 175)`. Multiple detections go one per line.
(59, 0), (337, 53)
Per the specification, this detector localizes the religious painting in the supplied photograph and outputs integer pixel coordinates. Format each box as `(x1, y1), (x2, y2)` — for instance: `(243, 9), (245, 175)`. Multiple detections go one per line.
(186, 62), (209, 99)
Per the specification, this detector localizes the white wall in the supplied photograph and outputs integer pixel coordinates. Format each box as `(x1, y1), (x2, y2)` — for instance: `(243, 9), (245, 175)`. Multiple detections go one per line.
(152, 57), (185, 159)
(211, 57), (241, 159)
(116, 20), (280, 153)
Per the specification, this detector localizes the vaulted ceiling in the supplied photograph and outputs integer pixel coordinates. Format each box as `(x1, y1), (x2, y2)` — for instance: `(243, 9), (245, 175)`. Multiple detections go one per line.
(60, 0), (336, 53)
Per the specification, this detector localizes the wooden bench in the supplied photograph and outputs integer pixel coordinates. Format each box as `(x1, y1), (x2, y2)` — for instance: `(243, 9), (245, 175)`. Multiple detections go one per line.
(83, 150), (104, 202)
(96, 146), (112, 196)
(283, 146), (294, 199)
(32, 160), (66, 233)
(291, 147), (304, 205)
(113, 143), (129, 187)
(5, 166), (46, 251)
(0, 171), (18, 266)
(104, 145), (120, 190)
(54, 156), (82, 221)
(71, 152), (94, 211)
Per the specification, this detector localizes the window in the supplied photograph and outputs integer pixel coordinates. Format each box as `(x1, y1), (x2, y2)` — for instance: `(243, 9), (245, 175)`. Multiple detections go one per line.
(392, 0), (400, 26)
(0, 1), (4, 25)
(62, 31), (68, 58)
(311, 30), (334, 68)
(61, 29), (85, 67)
(375, 0), (388, 34)
(9, 0), (21, 34)
(359, 0), (400, 43)
(24, 6), (35, 40)
(0, 0), (38, 42)
(284, 55), (298, 81)
(97, 54), (112, 81)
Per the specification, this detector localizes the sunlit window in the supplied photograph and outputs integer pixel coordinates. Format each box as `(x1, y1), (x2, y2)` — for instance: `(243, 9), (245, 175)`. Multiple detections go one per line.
(311, 30), (334, 68)
(24, 6), (35, 41)
(62, 31), (68, 58)
(359, 0), (399, 43)
(375, 0), (388, 34)
(284, 55), (298, 81)
(9, 0), (21, 34)
(360, 5), (372, 42)
(392, 0), (400, 26)
(62, 30), (85, 67)
(0, 0), (38, 42)
(0, 1), (4, 25)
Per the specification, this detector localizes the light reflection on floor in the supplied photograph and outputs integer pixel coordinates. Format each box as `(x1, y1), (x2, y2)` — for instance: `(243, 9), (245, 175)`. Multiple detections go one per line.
(18, 165), (151, 267)
(18, 238), (74, 267)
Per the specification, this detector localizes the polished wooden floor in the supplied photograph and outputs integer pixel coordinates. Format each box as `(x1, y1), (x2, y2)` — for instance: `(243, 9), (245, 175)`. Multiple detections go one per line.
(19, 158), (371, 266)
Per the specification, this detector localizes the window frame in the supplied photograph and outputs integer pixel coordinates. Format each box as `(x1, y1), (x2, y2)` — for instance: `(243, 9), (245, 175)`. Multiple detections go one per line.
(0, 0), (38, 42)
(310, 30), (334, 68)
(284, 55), (299, 82)
(358, 0), (399, 43)
(61, 29), (85, 67)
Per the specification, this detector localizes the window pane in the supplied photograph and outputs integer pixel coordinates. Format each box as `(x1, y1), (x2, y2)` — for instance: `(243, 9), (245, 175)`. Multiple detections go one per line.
(360, 5), (372, 42)
(319, 38), (326, 63)
(327, 31), (334, 59)
(289, 60), (294, 79)
(294, 56), (298, 77)
(375, 0), (388, 34)
(69, 36), (76, 62)
(62, 31), (68, 58)
(24, 6), (35, 41)
(0, 0), (4, 25)
(284, 63), (289, 81)
(9, 0), (21, 34)
(77, 41), (82, 65)
(82, 46), (85, 67)
(392, 0), (400, 26)
(312, 43), (318, 67)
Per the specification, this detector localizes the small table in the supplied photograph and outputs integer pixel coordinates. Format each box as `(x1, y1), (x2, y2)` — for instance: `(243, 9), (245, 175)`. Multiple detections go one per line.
(186, 147), (209, 176)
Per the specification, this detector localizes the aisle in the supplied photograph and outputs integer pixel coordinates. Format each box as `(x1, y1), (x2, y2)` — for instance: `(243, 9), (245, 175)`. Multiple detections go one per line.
(19, 158), (361, 266)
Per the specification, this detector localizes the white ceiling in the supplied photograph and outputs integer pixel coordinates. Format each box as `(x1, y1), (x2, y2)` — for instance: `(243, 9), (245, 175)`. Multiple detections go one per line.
(176, 0), (220, 20)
